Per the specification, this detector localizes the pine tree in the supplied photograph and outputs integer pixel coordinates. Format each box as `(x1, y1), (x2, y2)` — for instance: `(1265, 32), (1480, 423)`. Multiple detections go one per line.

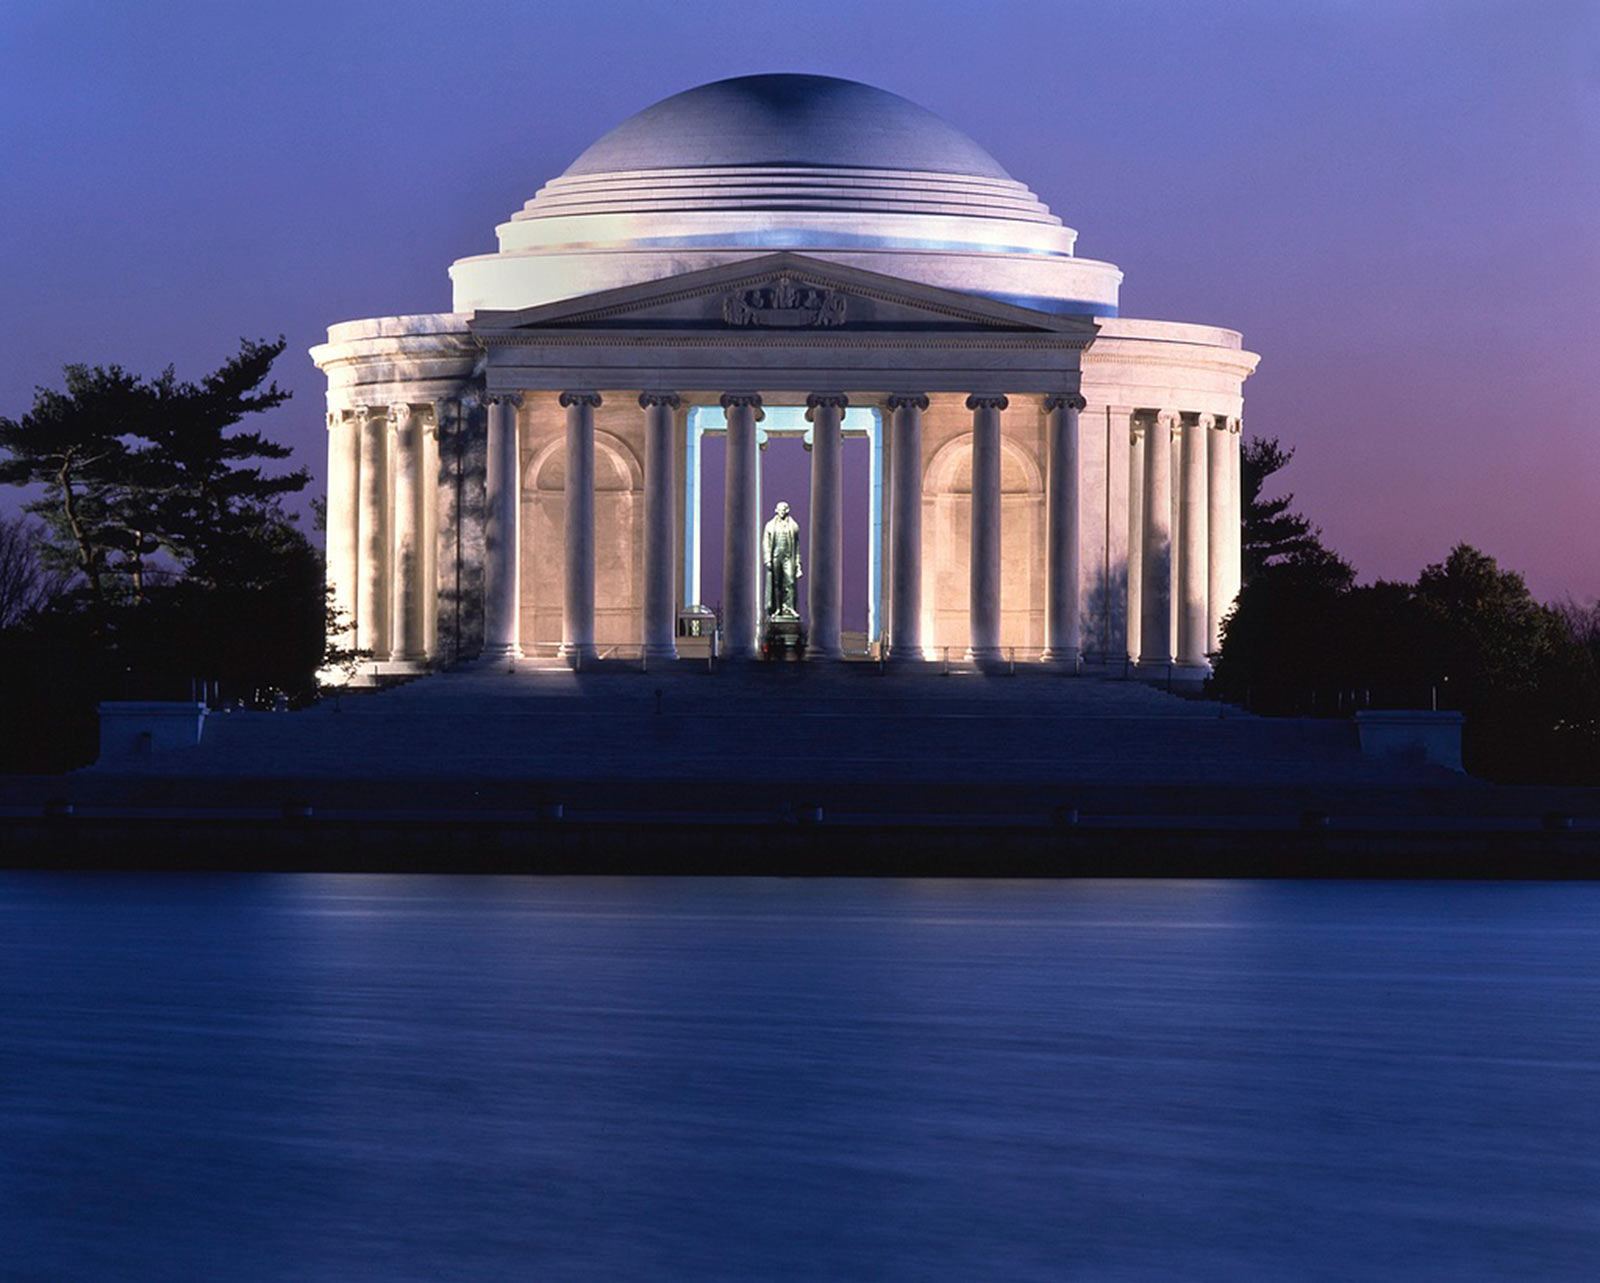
(1241, 436), (1344, 584)
(0, 363), (147, 609)
(0, 338), (305, 607)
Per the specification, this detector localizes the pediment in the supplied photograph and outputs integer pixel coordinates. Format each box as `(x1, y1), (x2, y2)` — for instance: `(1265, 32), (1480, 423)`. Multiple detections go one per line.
(470, 253), (1097, 340)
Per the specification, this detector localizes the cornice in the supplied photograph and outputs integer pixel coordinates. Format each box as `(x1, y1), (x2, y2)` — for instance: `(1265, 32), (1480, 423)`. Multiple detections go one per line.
(478, 332), (1091, 353)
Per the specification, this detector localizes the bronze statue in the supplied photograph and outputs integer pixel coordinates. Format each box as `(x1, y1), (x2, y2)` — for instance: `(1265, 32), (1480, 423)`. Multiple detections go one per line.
(762, 500), (803, 619)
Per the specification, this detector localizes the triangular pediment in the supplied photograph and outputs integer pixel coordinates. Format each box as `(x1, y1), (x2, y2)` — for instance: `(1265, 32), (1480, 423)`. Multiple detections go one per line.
(470, 253), (1097, 339)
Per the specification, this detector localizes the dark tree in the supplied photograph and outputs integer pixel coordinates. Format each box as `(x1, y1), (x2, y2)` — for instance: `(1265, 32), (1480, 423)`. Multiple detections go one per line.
(138, 338), (303, 588)
(1241, 436), (1339, 583)
(0, 363), (147, 611)
(1215, 538), (1600, 782)
(0, 339), (324, 768)
(1412, 546), (1598, 782)
(0, 338), (304, 609)
(0, 516), (70, 631)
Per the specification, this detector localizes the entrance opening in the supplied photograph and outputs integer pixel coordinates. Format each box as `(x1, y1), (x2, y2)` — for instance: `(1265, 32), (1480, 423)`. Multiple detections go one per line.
(686, 404), (882, 649)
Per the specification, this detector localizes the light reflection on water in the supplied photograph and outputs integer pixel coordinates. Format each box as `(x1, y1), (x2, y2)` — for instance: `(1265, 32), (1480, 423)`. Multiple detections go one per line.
(2, 875), (1597, 1281)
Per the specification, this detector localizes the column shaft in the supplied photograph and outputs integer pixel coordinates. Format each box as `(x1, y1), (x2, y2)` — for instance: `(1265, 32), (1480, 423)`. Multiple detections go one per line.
(806, 394), (847, 658)
(559, 392), (600, 664)
(966, 394), (1007, 660)
(887, 394), (927, 661)
(1178, 415), (1210, 667)
(1126, 420), (1144, 663)
(1206, 416), (1230, 652)
(482, 393), (522, 660)
(641, 393), (680, 660)
(325, 410), (361, 653)
(389, 403), (424, 662)
(1139, 412), (1175, 667)
(720, 394), (762, 659)
(420, 407), (441, 659)
(356, 406), (389, 659)
(1225, 420), (1243, 621)
(1044, 393), (1085, 664)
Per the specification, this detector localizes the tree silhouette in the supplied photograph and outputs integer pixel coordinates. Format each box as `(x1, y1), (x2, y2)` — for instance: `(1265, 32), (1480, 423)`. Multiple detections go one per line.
(1241, 436), (1343, 584)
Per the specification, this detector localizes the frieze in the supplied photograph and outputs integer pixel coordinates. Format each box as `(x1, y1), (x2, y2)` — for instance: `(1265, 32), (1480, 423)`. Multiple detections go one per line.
(531, 269), (1026, 329)
(721, 276), (847, 328)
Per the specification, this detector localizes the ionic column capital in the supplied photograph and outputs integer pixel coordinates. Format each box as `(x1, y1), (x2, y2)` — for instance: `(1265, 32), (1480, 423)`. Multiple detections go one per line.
(1193, 412), (1216, 432)
(559, 391), (602, 409)
(388, 402), (415, 426)
(1045, 393), (1087, 413)
(638, 391), (680, 410)
(886, 393), (929, 412)
(1229, 417), (1243, 435)
(965, 393), (1009, 412)
(482, 391), (523, 408)
(720, 392), (764, 422)
(1156, 408), (1182, 437)
(804, 392), (848, 423)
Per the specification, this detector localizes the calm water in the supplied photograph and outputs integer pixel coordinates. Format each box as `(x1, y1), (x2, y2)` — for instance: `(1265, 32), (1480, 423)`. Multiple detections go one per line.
(2, 876), (1597, 1281)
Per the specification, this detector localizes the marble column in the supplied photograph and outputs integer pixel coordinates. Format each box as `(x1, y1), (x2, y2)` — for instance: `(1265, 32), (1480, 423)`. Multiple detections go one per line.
(1139, 410), (1176, 668)
(641, 392), (680, 661)
(720, 393), (763, 660)
(1178, 414), (1211, 668)
(388, 403), (425, 663)
(1225, 419), (1243, 622)
(886, 394), (927, 661)
(325, 409), (361, 653)
(1126, 418), (1144, 664)
(966, 394), (1007, 662)
(431, 399), (463, 665)
(482, 392), (522, 661)
(558, 391), (601, 665)
(355, 404), (389, 659)
(1206, 414), (1230, 653)
(420, 405), (442, 659)
(805, 393), (848, 659)
(1043, 393), (1085, 665)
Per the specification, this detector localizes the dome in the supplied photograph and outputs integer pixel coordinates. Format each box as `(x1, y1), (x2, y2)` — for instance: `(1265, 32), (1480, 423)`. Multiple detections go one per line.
(564, 74), (1013, 181)
(449, 75), (1124, 318)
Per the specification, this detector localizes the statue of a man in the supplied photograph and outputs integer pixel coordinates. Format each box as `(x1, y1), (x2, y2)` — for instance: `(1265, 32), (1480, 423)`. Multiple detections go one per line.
(762, 500), (803, 619)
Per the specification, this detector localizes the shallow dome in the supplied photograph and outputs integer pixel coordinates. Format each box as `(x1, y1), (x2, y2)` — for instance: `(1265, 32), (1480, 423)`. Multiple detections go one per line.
(450, 74), (1124, 317)
(565, 74), (1013, 181)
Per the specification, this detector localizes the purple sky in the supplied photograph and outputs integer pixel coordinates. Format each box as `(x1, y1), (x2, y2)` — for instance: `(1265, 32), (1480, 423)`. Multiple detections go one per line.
(3, 1), (1598, 602)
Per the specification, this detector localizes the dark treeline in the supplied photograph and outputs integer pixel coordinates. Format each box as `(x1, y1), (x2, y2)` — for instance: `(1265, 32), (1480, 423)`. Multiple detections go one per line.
(1214, 438), (1600, 784)
(0, 339), (328, 771)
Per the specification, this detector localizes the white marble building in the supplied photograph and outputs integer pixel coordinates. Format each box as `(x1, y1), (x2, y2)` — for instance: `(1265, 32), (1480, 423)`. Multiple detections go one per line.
(312, 74), (1258, 678)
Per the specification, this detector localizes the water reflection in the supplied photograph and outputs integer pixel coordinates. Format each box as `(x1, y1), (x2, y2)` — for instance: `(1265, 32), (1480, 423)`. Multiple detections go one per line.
(2, 876), (1596, 1280)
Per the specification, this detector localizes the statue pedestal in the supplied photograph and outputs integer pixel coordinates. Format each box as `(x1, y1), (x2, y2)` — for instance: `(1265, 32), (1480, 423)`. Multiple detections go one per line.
(763, 617), (806, 662)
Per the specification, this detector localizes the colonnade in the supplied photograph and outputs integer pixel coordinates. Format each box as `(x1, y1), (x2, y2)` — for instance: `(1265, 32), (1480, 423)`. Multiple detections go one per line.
(327, 391), (1238, 674)
(1126, 410), (1242, 671)
(476, 389), (1084, 666)
(326, 401), (444, 664)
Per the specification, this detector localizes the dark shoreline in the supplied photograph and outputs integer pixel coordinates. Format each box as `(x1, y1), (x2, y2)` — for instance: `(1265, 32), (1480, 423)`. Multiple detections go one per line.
(6, 809), (1598, 877)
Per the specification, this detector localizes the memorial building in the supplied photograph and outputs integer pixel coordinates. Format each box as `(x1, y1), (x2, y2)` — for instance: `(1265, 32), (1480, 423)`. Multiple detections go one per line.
(312, 74), (1259, 678)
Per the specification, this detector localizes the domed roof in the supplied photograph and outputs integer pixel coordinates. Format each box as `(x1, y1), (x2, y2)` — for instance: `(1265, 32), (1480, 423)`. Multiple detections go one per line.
(450, 74), (1126, 318)
(564, 73), (1013, 181)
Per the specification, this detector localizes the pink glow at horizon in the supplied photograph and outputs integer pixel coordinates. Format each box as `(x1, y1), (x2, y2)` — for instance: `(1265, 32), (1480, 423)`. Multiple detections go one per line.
(2, 1), (1596, 601)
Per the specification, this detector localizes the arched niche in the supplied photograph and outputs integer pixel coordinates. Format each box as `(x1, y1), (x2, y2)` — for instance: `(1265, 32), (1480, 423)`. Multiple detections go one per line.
(921, 432), (1045, 654)
(522, 430), (643, 649)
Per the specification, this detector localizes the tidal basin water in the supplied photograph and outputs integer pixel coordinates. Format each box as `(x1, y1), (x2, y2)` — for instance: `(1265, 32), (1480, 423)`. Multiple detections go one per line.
(3, 876), (1598, 1280)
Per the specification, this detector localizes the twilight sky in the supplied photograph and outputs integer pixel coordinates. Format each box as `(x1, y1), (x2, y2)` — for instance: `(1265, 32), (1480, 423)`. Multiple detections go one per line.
(3, 0), (1597, 601)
